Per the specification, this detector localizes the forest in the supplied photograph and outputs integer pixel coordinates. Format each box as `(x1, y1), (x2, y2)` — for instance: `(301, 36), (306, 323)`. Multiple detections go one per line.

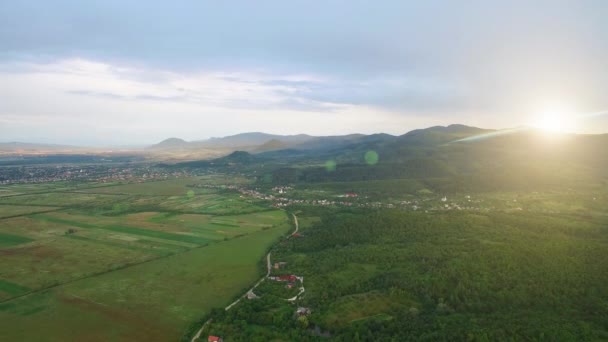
(199, 207), (608, 341)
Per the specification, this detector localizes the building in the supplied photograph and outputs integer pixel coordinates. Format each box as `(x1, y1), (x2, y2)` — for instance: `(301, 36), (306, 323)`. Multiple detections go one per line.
(276, 275), (298, 282)
(208, 336), (223, 342)
(296, 307), (311, 316)
(274, 261), (287, 269)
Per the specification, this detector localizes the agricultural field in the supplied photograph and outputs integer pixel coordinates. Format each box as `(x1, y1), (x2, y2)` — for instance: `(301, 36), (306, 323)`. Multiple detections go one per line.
(0, 192), (130, 207)
(78, 175), (251, 196)
(0, 205), (61, 219)
(0, 176), (291, 341)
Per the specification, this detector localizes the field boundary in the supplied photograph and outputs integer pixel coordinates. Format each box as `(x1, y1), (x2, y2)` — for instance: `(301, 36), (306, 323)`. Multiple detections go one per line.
(0, 223), (286, 305)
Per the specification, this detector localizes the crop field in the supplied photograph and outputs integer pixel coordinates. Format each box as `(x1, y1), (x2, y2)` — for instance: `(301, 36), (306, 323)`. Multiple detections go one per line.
(79, 175), (251, 196)
(0, 189), (23, 197)
(0, 181), (117, 196)
(79, 177), (206, 196)
(0, 205), (61, 219)
(0, 192), (130, 207)
(0, 176), (291, 341)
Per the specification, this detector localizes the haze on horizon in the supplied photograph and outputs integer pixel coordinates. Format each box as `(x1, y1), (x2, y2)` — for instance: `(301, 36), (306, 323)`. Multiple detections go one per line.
(1, 0), (608, 146)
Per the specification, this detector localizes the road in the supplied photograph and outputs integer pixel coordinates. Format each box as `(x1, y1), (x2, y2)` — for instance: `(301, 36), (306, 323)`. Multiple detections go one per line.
(291, 213), (299, 236)
(191, 213), (299, 342)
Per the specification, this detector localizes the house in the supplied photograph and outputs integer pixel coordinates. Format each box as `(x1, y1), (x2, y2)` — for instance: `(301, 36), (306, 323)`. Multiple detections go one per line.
(345, 192), (358, 198)
(296, 307), (311, 316)
(274, 261), (287, 269)
(276, 275), (298, 282)
(208, 336), (223, 342)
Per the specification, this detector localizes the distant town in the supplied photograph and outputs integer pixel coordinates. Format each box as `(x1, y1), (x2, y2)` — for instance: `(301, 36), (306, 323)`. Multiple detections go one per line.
(0, 164), (191, 185)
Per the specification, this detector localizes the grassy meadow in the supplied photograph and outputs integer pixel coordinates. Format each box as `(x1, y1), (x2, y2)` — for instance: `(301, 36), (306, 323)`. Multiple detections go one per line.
(0, 176), (290, 341)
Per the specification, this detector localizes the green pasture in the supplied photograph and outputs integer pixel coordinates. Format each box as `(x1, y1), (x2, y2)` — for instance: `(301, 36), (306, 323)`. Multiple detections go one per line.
(0, 232), (33, 248)
(0, 222), (289, 341)
(0, 176), (293, 341)
(0, 192), (129, 207)
(0, 205), (61, 219)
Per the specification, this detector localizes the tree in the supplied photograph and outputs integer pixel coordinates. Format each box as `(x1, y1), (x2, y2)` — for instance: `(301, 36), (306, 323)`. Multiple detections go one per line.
(297, 315), (309, 329)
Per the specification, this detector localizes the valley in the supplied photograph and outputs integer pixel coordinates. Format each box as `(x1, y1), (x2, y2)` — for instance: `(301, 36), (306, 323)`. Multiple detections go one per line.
(1, 125), (608, 341)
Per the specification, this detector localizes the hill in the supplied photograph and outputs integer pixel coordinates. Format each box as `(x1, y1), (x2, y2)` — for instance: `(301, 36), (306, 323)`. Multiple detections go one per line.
(202, 132), (314, 149)
(175, 125), (608, 193)
(147, 137), (188, 150)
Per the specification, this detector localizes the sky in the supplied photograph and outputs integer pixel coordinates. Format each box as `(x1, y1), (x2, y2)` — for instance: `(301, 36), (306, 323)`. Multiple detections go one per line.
(1, 1), (608, 145)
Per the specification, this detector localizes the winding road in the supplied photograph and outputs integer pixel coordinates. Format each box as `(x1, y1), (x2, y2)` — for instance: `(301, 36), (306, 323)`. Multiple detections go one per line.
(191, 213), (299, 342)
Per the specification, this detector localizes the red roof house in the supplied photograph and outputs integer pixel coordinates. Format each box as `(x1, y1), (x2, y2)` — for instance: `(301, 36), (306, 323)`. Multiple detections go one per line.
(277, 275), (298, 282)
(208, 336), (223, 342)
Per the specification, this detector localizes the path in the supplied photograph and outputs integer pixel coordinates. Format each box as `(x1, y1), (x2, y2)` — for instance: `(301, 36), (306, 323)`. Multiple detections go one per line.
(190, 319), (212, 342)
(191, 212), (299, 342)
(291, 213), (299, 236)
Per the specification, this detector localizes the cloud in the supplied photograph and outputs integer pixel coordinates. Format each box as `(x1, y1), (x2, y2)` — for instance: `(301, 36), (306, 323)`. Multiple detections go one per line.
(1, 58), (449, 144)
(18, 59), (340, 111)
(1, 1), (607, 143)
(3, 58), (464, 114)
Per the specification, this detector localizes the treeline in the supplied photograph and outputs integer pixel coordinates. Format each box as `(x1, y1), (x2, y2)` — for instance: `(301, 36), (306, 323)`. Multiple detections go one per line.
(270, 160), (451, 185)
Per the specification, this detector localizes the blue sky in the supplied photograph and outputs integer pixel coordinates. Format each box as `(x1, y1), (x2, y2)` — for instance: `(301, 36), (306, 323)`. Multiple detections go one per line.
(1, 1), (607, 145)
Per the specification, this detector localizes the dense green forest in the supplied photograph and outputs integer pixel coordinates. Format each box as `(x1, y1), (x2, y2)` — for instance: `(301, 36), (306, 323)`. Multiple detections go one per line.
(197, 207), (608, 341)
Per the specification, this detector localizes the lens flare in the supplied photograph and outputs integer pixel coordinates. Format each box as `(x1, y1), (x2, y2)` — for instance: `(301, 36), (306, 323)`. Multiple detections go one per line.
(531, 105), (575, 133)
(364, 151), (379, 165)
(325, 160), (337, 172)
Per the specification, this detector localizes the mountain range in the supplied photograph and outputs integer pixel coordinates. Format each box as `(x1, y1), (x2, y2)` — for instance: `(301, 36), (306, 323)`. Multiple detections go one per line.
(165, 124), (608, 194)
(4, 124), (608, 174)
(147, 124), (491, 156)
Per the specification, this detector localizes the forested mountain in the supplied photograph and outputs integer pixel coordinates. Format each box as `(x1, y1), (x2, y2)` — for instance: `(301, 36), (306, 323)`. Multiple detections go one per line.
(176, 125), (608, 193)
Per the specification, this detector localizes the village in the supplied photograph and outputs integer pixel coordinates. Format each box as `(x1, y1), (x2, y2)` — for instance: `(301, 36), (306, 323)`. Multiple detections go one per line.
(0, 164), (193, 185)
(193, 183), (497, 213)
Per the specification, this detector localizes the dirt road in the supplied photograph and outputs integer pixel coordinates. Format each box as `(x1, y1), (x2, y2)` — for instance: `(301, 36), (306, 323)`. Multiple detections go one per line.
(191, 213), (299, 341)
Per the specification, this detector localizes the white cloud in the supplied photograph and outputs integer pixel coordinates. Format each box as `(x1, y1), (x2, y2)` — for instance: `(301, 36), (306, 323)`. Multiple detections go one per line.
(1, 58), (433, 145)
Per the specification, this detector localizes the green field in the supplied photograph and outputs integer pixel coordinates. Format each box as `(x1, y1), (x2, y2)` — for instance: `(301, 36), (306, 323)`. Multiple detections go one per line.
(0, 192), (130, 207)
(0, 205), (61, 218)
(0, 232), (34, 248)
(0, 226), (288, 341)
(0, 177), (291, 341)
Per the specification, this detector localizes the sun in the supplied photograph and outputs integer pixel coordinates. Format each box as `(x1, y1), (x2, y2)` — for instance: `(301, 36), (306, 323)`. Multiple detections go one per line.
(531, 105), (575, 133)
(535, 113), (567, 132)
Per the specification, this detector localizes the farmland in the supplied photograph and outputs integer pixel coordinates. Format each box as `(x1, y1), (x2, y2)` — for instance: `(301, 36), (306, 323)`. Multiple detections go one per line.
(0, 176), (291, 341)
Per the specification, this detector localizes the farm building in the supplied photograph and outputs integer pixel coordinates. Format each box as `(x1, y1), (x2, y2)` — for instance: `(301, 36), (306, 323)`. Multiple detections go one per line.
(296, 307), (311, 316)
(275, 275), (298, 282)
(274, 261), (287, 270)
